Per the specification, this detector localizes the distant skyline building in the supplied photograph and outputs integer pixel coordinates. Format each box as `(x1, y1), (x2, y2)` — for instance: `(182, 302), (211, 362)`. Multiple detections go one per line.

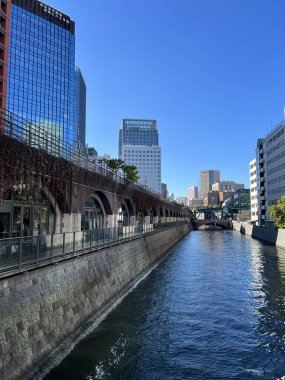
(75, 66), (86, 148)
(6, 0), (77, 147)
(176, 196), (188, 206)
(199, 170), (220, 199)
(212, 181), (244, 192)
(161, 183), (168, 199)
(119, 119), (161, 194)
(187, 186), (198, 200)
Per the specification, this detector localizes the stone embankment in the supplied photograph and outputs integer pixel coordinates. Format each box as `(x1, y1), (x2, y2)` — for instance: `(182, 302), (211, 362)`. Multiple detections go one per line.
(0, 223), (191, 380)
(233, 221), (285, 248)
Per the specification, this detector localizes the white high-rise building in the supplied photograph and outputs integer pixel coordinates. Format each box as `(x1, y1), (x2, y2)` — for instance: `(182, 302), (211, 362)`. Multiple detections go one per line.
(121, 145), (161, 194)
(249, 158), (258, 222)
(119, 119), (161, 194)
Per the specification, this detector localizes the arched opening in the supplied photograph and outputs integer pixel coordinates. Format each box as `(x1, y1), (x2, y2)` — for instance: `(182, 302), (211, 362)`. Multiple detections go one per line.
(137, 208), (147, 224)
(118, 202), (129, 227)
(0, 184), (56, 238)
(118, 198), (134, 227)
(82, 192), (112, 230)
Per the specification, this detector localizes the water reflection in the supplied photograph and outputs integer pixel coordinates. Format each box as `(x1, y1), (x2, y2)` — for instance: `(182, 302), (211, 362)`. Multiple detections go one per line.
(45, 231), (285, 380)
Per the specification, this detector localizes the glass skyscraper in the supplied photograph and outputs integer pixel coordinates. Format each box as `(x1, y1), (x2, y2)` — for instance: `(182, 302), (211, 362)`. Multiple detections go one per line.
(6, 0), (77, 148)
(75, 66), (86, 148)
(119, 119), (158, 158)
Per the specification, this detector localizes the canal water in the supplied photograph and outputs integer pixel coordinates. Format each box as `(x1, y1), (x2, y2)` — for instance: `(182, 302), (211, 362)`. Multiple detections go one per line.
(44, 230), (285, 380)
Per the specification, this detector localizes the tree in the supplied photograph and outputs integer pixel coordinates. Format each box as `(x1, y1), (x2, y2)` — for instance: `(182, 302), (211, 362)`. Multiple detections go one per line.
(103, 158), (140, 184)
(269, 195), (285, 228)
(103, 158), (124, 175)
(122, 164), (140, 183)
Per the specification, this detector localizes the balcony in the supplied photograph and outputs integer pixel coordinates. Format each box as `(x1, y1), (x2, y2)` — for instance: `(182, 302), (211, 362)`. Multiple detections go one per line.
(261, 205), (266, 210)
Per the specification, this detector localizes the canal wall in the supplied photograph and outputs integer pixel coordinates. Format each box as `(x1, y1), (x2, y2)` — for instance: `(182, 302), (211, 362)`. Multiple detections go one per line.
(0, 223), (191, 380)
(233, 221), (285, 248)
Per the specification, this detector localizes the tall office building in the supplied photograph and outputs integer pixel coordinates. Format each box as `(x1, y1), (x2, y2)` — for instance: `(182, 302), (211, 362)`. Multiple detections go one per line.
(119, 119), (158, 158)
(75, 66), (86, 148)
(6, 0), (77, 147)
(199, 170), (220, 199)
(119, 119), (161, 194)
(187, 186), (198, 200)
(0, 0), (10, 113)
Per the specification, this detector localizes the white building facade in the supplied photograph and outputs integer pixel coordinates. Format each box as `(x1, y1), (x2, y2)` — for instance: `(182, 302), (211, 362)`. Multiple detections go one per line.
(249, 158), (258, 222)
(122, 145), (161, 194)
(119, 119), (161, 195)
(255, 121), (285, 225)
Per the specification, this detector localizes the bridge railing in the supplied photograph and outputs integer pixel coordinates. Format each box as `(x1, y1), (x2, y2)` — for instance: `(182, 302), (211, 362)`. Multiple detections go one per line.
(0, 221), (189, 277)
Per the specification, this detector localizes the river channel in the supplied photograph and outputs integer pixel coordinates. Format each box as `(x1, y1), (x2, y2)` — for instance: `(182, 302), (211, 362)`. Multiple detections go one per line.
(44, 230), (285, 380)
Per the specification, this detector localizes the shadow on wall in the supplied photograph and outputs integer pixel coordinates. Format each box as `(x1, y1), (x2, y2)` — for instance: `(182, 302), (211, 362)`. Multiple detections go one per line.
(252, 225), (277, 245)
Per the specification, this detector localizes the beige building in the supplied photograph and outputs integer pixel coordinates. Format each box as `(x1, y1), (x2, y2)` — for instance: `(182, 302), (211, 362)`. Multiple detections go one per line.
(187, 186), (198, 200)
(199, 170), (220, 199)
(203, 191), (220, 207)
(212, 181), (244, 192)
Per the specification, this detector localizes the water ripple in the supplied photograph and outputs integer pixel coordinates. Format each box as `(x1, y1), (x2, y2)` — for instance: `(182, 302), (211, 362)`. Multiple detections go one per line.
(45, 230), (285, 380)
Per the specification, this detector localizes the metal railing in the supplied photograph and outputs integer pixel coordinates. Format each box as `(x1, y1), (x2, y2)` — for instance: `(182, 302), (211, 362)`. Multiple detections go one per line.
(0, 221), (188, 277)
(0, 108), (159, 196)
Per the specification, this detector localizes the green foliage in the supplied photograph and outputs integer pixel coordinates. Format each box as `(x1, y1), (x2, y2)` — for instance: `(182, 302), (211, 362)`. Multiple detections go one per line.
(103, 158), (139, 184)
(122, 164), (140, 183)
(269, 195), (285, 228)
(103, 158), (124, 175)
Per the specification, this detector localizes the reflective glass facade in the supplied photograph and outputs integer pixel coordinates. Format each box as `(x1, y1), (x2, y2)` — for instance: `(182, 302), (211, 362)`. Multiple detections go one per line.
(119, 119), (158, 157)
(7, 2), (77, 147)
(75, 66), (86, 148)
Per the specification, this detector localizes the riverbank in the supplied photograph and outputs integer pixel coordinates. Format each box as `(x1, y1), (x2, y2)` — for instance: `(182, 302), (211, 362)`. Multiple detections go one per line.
(0, 223), (191, 380)
(233, 221), (285, 248)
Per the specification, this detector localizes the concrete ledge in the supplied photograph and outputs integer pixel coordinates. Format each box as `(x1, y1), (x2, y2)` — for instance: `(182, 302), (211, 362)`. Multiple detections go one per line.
(232, 221), (285, 247)
(0, 223), (191, 380)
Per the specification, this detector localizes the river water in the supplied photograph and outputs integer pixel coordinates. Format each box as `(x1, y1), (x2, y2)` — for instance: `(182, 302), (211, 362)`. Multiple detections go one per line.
(44, 230), (285, 380)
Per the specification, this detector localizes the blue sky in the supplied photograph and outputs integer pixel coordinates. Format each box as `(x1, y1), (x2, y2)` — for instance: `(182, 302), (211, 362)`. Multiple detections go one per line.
(47, 0), (285, 197)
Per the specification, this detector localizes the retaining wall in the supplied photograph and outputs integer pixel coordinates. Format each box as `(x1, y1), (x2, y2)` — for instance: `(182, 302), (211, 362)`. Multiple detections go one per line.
(0, 223), (191, 380)
(233, 221), (285, 248)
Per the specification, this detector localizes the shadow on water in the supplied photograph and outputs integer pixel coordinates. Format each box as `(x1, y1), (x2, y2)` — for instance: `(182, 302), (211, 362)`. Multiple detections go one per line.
(44, 230), (285, 380)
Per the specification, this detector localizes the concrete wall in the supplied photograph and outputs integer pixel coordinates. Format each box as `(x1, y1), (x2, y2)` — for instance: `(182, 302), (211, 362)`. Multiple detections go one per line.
(0, 223), (191, 380)
(233, 221), (285, 248)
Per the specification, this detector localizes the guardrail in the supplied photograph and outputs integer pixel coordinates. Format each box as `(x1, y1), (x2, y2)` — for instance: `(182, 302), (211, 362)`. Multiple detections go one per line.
(0, 108), (160, 196)
(0, 221), (189, 277)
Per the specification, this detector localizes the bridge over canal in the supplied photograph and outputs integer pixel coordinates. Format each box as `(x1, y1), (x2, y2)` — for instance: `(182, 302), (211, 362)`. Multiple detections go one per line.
(193, 208), (233, 230)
